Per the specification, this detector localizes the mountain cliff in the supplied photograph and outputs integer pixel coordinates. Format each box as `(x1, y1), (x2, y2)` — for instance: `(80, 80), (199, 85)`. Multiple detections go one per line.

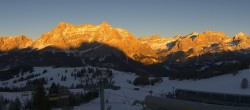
(1, 23), (250, 64)
(1, 22), (250, 78)
(31, 22), (159, 64)
(0, 35), (33, 51)
(138, 35), (180, 51)
(165, 32), (250, 57)
(139, 32), (250, 60)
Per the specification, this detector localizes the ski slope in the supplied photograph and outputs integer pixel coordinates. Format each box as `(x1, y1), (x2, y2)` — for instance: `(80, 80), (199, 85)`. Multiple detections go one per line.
(0, 67), (250, 110)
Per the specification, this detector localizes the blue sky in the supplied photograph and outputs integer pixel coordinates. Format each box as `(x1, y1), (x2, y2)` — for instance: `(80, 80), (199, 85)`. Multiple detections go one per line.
(0, 0), (250, 39)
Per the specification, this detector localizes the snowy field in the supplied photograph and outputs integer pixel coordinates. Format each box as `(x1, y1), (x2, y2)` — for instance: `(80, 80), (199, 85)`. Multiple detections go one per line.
(0, 67), (250, 110)
(73, 68), (250, 110)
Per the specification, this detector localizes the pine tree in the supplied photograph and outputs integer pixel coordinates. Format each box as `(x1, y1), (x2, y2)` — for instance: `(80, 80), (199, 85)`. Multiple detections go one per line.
(95, 68), (101, 76)
(43, 69), (47, 74)
(133, 75), (150, 86)
(61, 75), (63, 81)
(64, 75), (67, 81)
(81, 68), (86, 73)
(14, 97), (21, 110)
(33, 83), (50, 110)
(107, 69), (113, 84)
(49, 82), (59, 95)
(241, 78), (249, 89)
(8, 98), (21, 110)
(70, 83), (75, 89)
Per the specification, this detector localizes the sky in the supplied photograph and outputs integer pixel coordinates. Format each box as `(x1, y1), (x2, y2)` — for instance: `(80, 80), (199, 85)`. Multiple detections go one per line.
(0, 0), (250, 39)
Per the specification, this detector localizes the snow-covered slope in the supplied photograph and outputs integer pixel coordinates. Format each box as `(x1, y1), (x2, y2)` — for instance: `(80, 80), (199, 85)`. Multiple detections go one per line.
(74, 68), (250, 110)
(1, 66), (250, 110)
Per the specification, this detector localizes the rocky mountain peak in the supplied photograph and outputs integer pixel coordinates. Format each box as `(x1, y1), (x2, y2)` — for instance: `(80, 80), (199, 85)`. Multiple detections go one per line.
(100, 21), (110, 27)
(30, 22), (159, 64)
(165, 31), (229, 55)
(150, 35), (162, 39)
(54, 22), (74, 32)
(236, 32), (246, 36)
(0, 35), (33, 51)
(233, 32), (248, 41)
(97, 21), (114, 32)
(57, 21), (70, 27)
(138, 35), (180, 51)
(2, 21), (250, 66)
(194, 32), (227, 43)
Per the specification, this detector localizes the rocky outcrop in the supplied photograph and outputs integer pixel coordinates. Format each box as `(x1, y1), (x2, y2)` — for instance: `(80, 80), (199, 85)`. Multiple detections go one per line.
(0, 35), (33, 51)
(1, 22), (249, 65)
(139, 31), (250, 63)
(31, 22), (159, 64)
(138, 35), (180, 50)
(230, 32), (250, 50)
(168, 32), (227, 53)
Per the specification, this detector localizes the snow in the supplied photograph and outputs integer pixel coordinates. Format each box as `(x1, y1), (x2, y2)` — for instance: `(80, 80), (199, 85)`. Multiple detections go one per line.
(162, 66), (177, 71)
(93, 44), (103, 49)
(1, 67), (250, 110)
(215, 61), (223, 65)
(231, 41), (240, 46)
(0, 91), (32, 107)
(115, 28), (130, 39)
(99, 55), (106, 61)
(81, 48), (93, 53)
(71, 68), (250, 110)
(196, 65), (210, 71)
(0, 53), (8, 56)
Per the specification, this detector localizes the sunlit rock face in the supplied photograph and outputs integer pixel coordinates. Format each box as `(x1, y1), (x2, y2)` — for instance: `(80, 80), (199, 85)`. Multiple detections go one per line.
(0, 35), (33, 51)
(1, 21), (250, 65)
(168, 32), (227, 53)
(31, 22), (159, 64)
(138, 35), (180, 51)
(138, 31), (250, 63)
(230, 32), (250, 50)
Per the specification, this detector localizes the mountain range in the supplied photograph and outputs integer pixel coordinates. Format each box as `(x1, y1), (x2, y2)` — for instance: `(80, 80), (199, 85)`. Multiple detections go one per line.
(1, 22), (250, 79)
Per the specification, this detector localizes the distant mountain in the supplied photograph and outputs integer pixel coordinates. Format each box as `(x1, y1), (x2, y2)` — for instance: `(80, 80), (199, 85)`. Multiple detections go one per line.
(0, 35), (32, 51)
(139, 32), (250, 60)
(0, 22), (162, 74)
(0, 22), (159, 65)
(1, 22), (250, 79)
(137, 31), (250, 79)
(31, 22), (159, 64)
(166, 32), (250, 55)
(138, 35), (180, 51)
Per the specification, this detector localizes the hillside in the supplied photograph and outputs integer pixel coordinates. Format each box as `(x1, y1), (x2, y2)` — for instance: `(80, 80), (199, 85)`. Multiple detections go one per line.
(1, 22), (250, 79)
(0, 66), (250, 110)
